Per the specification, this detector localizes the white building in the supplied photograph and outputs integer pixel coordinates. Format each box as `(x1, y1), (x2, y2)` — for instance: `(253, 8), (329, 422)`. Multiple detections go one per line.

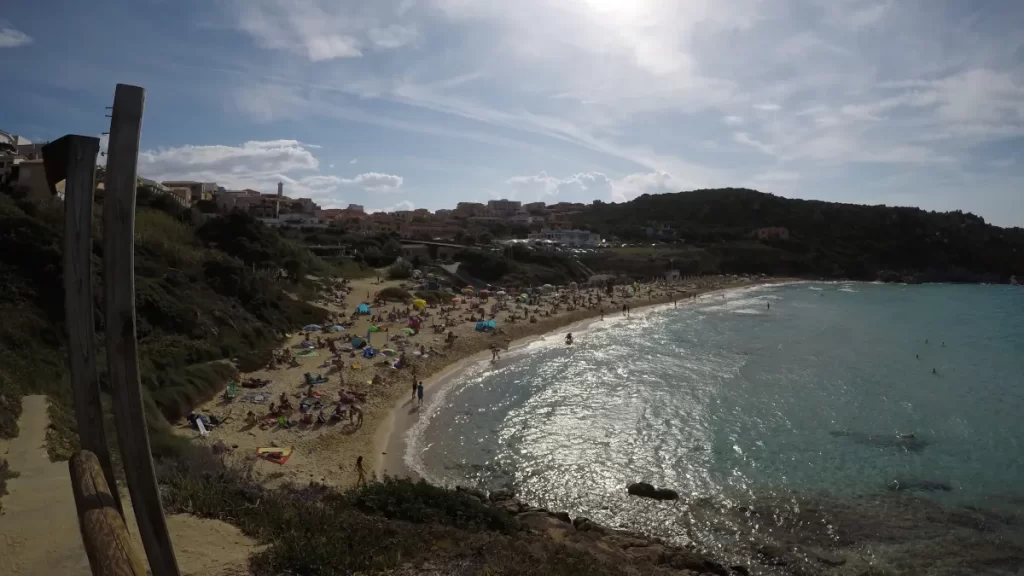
(527, 229), (601, 246)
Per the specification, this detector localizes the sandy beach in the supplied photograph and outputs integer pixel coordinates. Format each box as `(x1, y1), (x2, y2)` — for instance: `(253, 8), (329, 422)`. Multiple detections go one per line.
(182, 275), (768, 490)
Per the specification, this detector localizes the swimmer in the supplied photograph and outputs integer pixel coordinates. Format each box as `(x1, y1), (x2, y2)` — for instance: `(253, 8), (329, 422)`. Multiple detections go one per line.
(565, 333), (574, 346)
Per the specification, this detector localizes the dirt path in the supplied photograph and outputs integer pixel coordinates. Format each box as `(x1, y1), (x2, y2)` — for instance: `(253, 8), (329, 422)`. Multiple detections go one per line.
(0, 395), (260, 576)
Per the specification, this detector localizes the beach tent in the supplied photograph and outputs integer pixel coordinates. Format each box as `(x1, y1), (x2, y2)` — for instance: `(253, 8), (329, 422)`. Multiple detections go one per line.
(362, 347), (377, 358)
(516, 294), (528, 302)
(402, 327), (415, 336)
(356, 303), (371, 315)
(413, 298), (427, 310)
(329, 325), (345, 332)
(302, 324), (322, 332)
(475, 319), (497, 332)
(351, 337), (365, 348)
(380, 348), (397, 357)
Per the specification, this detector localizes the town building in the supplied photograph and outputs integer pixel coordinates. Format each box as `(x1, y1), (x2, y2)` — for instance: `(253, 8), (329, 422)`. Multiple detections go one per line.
(161, 181), (218, 203)
(454, 202), (487, 218)
(486, 199), (522, 217)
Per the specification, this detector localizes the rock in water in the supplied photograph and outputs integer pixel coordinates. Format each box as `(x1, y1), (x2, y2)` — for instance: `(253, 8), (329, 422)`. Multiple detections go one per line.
(627, 482), (679, 500)
(627, 482), (657, 498)
(653, 488), (679, 500)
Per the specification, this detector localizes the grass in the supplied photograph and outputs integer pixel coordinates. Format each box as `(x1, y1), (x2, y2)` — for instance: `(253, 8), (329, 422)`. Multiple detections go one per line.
(157, 447), (650, 576)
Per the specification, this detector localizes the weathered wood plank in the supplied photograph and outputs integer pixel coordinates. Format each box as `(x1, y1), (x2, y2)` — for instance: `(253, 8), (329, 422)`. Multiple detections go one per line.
(57, 134), (124, 516)
(102, 83), (181, 576)
(69, 451), (147, 576)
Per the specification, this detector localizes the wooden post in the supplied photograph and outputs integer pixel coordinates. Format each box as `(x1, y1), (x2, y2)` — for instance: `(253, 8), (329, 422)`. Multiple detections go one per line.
(102, 83), (181, 576)
(55, 135), (124, 515)
(69, 451), (147, 576)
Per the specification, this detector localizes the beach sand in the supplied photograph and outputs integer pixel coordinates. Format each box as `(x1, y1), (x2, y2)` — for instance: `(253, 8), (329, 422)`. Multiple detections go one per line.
(0, 395), (260, 576)
(183, 275), (769, 491)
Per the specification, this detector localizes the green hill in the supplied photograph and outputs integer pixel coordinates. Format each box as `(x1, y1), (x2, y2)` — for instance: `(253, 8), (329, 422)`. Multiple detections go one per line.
(576, 188), (1024, 282)
(0, 189), (331, 456)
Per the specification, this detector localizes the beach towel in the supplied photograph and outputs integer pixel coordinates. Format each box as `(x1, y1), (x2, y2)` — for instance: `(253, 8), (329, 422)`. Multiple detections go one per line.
(256, 446), (293, 465)
(242, 392), (270, 403)
(196, 418), (209, 437)
(296, 350), (319, 358)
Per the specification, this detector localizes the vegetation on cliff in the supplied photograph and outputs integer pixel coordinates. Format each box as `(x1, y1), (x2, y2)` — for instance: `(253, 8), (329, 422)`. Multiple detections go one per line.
(575, 189), (1024, 281)
(0, 189), (332, 456)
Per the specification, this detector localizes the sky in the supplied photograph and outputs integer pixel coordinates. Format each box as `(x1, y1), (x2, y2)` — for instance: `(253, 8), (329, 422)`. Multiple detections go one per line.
(2, 1), (1023, 225)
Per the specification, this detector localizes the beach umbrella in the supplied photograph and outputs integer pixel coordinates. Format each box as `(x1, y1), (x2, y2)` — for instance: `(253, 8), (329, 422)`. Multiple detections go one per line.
(402, 327), (415, 336)
(329, 325), (345, 332)
(413, 298), (427, 310)
(356, 303), (371, 314)
(479, 289), (490, 298)
(462, 287), (475, 295)
(452, 296), (462, 303)
(302, 324), (322, 332)
(496, 290), (507, 296)
(380, 348), (397, 357)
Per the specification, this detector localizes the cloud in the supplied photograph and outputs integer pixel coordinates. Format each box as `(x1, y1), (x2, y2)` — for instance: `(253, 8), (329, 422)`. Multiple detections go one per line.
(349, 158), (358, 164)
(343, 172), (404, 192)
(847, 2), (891, 29)
(722, 116), (744, 126)
(0, 23), (32, 48)
(753, 103), (781, 112)
(506, 170), (682, 203)
(137, 139), (403, 206)
(229, 1), (417, 60)
(368, 200), (415, 213)
(506, 171), (612, 199)
(368, 24), (418, 49)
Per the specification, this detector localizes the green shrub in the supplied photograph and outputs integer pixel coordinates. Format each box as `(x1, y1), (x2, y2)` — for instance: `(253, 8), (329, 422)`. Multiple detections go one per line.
(413, 290), (456, 305)
(377, 287), (412, 302)
(386, 259), (414, 280)
(349, 476), (517, 532)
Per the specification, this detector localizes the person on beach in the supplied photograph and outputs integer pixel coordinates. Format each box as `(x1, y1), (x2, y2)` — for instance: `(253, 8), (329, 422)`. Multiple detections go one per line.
(355, 455), (367, 487)
(491, 345), (500, 361)
(417, 381), (424, 407)
(412, 377), (418, 401)
(565, 333), (574, 346)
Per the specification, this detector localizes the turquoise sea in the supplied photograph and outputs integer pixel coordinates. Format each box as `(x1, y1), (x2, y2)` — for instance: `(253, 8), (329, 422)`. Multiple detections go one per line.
(405, 282), (1024, 575)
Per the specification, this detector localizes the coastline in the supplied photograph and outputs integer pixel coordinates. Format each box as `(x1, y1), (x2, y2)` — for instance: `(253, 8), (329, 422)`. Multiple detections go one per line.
(374, 278), (788, 482)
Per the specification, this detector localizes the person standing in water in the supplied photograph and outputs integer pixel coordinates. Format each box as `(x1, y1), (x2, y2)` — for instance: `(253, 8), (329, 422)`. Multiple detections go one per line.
(565, 333), (573, 346)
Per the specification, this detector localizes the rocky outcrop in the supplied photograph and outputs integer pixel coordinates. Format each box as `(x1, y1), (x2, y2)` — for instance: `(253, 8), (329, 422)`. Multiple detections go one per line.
(484, 488), (738, 576)
(627, 481), (680, 500)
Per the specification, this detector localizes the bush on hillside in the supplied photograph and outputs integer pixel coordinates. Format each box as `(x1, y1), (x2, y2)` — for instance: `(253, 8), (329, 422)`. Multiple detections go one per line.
(377, 287), (412, 302)
(158, 447), (631, 576)
(413, 290), (456, 305)
(386, 259), (414, 280)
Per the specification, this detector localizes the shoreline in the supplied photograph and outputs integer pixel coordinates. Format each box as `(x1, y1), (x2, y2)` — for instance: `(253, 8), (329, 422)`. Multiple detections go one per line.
(374, 278), (789, 482)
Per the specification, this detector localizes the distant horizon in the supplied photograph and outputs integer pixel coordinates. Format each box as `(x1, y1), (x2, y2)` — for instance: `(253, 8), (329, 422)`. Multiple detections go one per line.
(2, 1), (1022, 226)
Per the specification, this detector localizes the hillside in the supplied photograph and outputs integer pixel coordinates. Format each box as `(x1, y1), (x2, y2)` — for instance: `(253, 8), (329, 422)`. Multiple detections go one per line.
(0, 189), (330, 456)
(576, 189), (1024, 282)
